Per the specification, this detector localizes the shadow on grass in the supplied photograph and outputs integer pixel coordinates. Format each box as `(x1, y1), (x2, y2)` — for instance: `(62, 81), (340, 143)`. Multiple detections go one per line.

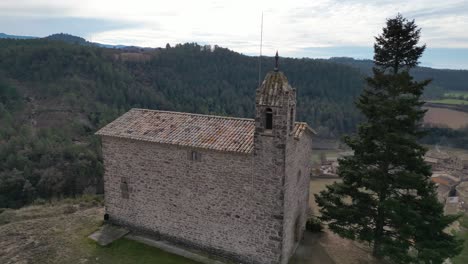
(86, 238), (201, 264)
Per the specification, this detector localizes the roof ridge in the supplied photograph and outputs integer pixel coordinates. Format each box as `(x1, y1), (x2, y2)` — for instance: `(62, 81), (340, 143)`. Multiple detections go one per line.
(96, 108), (313, 154)
(131, 108), (255, 122)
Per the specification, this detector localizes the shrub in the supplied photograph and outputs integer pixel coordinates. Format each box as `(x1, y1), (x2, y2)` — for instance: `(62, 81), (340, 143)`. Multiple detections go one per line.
(306, 217), (323, 233)
(32, 198), (47, 206)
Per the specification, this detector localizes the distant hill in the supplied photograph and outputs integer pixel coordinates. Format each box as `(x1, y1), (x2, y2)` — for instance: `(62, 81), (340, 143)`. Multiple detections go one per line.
(43, 33), (142, 50)
(2, 33), (467, 91)
(0, 33), (37, 39)
(45, 33), (90, 45)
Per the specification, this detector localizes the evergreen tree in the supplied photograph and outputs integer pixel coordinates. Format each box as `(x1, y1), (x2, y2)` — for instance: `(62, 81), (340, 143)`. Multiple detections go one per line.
(374, 13), (426, 74)
(315, 14), (463, 263)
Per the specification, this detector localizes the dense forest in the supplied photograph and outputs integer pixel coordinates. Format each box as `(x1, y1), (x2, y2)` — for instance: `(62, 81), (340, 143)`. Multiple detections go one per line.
(330, 57), (468, 92)
(0, 38), (467, 208)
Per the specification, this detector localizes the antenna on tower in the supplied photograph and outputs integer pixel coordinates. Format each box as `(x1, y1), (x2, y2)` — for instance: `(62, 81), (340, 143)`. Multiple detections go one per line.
(258, 12), (263, 87)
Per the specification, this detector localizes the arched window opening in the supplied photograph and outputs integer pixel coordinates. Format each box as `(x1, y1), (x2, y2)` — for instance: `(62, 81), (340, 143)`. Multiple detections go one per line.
(120, 178), (129, 199)
(265, 108), (273, 130)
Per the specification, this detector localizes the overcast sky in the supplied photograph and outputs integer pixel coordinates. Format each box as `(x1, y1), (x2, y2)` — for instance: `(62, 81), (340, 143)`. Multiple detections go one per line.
(1, 0), (467, 69)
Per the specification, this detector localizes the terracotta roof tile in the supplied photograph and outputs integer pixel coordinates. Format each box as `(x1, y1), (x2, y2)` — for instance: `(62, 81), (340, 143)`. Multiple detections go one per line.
(96, 108), (312, 153)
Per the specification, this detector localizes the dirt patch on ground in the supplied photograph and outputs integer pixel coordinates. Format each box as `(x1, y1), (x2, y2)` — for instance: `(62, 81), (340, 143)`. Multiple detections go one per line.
(318, 231), (378, 264)
(309, 178), (340, 215)
(424, 107), (468, 129)
(0, 202), (103, 264)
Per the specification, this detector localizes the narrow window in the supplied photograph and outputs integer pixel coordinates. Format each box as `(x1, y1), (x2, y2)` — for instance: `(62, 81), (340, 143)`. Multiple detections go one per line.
(120, 178), (129, 199)
(290, 108), (294, 132)
(297, 170), (302, 183)
(294, 215), (301, 242)
(265, 108), (273, 130)
(190, 150), (201, 161)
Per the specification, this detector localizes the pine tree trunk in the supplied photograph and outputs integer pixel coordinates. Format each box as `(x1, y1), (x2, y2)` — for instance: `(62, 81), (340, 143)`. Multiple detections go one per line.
(373, 175), (387, 259)
(373, 203), (385, 258)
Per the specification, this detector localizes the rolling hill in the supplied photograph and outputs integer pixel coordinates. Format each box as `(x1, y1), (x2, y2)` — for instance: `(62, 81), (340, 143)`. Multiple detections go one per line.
(1, 36), (467, 209)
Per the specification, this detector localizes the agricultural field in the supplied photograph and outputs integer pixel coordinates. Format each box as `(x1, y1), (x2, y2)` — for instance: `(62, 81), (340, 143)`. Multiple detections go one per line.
(311, 148), (352, 164)
(423, 107), (468, 129)
(445, 91), (468, 100)
(428, 99), (468, 105)
(428, 91), (468, 105)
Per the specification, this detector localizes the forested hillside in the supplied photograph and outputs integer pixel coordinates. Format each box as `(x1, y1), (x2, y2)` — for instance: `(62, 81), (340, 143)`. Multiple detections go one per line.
(330, 57), (468, 91)
(0, 38), (466, 208)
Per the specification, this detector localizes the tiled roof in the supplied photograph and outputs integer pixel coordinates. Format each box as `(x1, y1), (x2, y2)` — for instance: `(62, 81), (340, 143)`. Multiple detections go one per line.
(256, 71), (294, 107)
(96, 108), (312, 154)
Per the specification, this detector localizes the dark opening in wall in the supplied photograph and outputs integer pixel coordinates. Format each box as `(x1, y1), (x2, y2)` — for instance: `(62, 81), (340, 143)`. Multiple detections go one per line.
(294, 214), (301, 242)
(120, 178), (129, 199)
(265, 108), (273, 130)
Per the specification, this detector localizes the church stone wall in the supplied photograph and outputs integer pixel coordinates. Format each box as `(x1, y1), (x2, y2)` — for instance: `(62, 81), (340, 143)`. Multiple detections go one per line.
(281, 133), (313, 263)
(101, 136), (284, 264)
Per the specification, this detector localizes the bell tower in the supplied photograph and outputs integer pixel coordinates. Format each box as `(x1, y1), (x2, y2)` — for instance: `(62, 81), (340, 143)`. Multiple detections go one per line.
(252, 51), (299, 264)
(254, 52), (297, 149)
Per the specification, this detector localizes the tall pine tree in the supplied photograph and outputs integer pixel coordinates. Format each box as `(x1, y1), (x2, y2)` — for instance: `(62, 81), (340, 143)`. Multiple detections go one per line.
(374, 14), (426, 74)
(315, 14), (463, 263)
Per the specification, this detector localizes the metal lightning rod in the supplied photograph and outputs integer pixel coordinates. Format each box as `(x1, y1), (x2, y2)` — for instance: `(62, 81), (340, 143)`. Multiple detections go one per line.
(258, 12), (263, 87)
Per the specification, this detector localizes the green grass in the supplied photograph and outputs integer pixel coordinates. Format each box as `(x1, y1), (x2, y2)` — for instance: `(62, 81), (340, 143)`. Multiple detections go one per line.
(85, 238), (201, 264)
(428, 99), (468, 105)
(452, 215), (468, 264)
(430, 91), (468, 106)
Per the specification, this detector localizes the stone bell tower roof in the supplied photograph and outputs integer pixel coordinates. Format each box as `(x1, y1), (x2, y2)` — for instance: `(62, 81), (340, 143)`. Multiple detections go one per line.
(256, 52), (294, 107)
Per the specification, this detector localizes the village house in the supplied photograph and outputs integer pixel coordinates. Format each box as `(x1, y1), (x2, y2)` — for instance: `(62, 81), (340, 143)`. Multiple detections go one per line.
(96, 55), (315, 264)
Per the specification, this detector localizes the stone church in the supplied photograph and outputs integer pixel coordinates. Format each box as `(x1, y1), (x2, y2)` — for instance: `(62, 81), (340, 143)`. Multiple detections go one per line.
(96, 54), (315, 264)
